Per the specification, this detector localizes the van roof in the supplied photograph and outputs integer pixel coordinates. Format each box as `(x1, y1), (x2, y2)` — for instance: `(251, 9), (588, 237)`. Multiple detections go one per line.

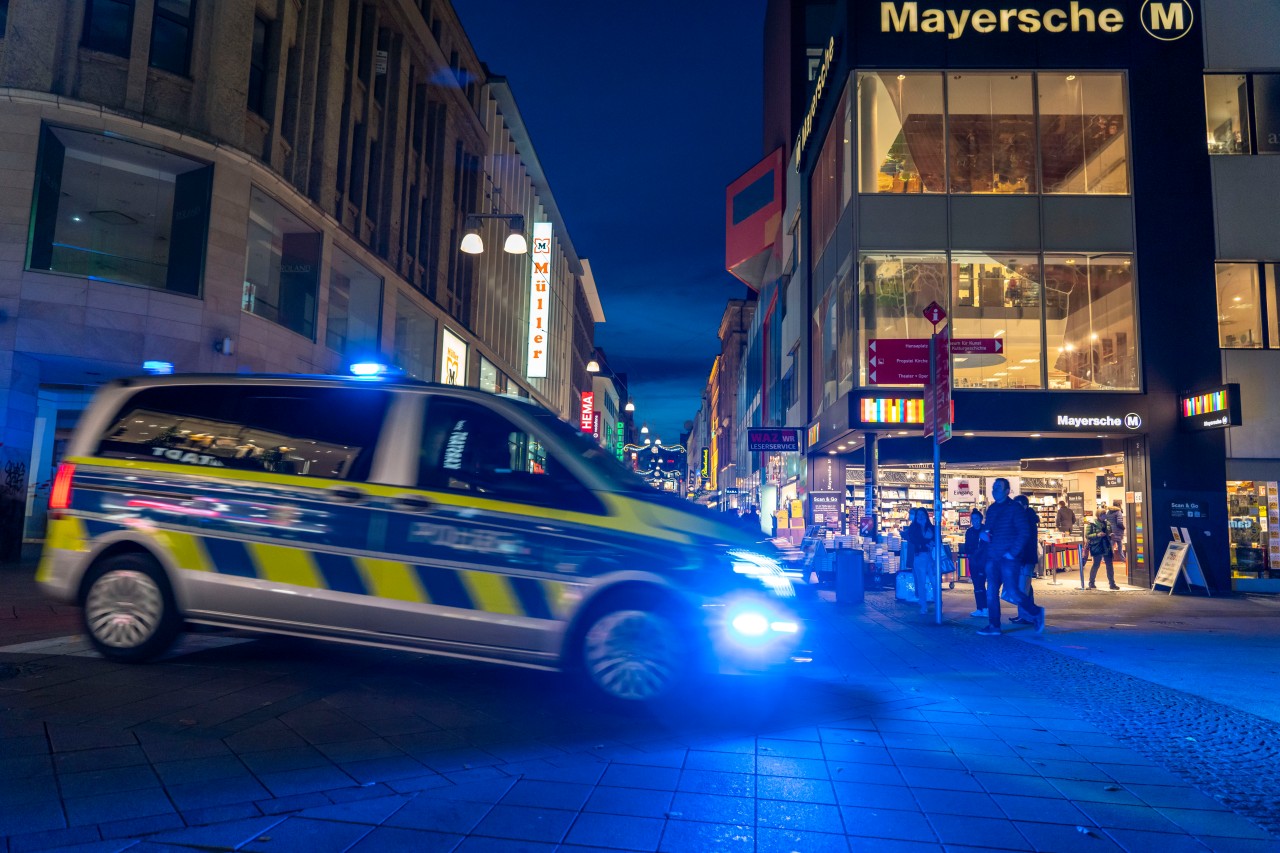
(106, 373), (541, 406)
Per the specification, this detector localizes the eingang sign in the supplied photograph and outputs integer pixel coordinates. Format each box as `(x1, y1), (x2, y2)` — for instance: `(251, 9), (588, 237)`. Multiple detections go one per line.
(879, 0), (1193, 40)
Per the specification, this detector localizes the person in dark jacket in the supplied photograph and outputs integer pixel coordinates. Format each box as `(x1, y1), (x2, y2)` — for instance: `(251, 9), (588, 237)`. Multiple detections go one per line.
(964, 509), (988, 618)
(978, 478), (1045, 635)
(1010, 494), (1040, 624)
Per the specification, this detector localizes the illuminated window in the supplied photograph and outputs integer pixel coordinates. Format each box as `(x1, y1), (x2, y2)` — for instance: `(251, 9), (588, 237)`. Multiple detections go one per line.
(243, 188), (321, 340)
(857, 72), (945, 194)
(948, 73), (1036, 194)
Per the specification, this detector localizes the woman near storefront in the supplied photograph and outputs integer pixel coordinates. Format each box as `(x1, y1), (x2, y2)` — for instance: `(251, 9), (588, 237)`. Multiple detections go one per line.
(906, 508), (937, 615)
(965, 509), (988, 618)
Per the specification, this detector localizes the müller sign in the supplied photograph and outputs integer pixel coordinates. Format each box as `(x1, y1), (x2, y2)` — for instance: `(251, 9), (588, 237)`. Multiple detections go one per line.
(881, 0), (1193, 40)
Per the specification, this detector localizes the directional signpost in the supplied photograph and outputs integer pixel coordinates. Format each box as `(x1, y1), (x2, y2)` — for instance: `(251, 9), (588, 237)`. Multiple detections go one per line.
(950, 337), (1003, 356)
(922, 302), (949, 626)
(867, 338), (931, 384)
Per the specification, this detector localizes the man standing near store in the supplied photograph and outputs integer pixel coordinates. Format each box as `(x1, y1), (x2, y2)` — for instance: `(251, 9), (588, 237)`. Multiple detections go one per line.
(1086, 511), (1119, 590)
(1108, 501), (1126, 562)
(1055, 500), (1075, 535)
(1010, 494), (1041, 625)
(978, 478), (1045, 635)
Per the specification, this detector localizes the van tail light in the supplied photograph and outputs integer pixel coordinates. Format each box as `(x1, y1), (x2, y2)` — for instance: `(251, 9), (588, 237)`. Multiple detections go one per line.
(49, 463), (75, 512)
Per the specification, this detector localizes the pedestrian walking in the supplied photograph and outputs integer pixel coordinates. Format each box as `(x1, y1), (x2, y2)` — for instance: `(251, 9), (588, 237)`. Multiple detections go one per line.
(977, 478), (1045, 636)
(1055, 500), (1075, 534)
(905, 508), (937, 615)
(965, 509), (988, 618)
(1009, 494), (1040, 625)
(1085, 511), (1118, 589)
(1108, 501), (1126, 561)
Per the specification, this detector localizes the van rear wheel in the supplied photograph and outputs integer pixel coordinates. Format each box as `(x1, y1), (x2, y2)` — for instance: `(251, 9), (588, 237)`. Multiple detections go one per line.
(580, 608), (688, 703)
(81, 553), (181, 662)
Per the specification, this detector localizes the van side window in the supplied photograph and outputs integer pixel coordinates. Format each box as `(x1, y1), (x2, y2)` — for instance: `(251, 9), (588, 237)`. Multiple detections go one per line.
(97, 385), (392, 481)
(418, 398), (601, 513)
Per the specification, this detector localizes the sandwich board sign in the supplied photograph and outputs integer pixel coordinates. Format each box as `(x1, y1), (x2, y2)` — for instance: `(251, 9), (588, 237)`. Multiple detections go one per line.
(1151, 528), (1211, 596)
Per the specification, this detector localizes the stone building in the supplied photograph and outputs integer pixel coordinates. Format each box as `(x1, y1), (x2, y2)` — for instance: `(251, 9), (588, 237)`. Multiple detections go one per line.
(0, 0), (601, 553)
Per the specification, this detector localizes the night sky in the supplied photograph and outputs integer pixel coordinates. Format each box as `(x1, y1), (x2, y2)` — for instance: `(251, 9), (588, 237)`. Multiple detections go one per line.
(451, 1), (765, 443)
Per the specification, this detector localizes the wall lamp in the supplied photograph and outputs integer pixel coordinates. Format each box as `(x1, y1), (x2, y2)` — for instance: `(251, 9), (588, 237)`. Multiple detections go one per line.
(460, 213), (527, 255)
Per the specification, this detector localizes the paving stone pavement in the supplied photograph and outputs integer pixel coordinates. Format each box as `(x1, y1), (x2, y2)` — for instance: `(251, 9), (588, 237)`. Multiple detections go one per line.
(1, 563), (1279, 853)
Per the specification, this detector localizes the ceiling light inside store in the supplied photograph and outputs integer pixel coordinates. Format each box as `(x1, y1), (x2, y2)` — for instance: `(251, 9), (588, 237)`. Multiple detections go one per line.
(829, 450), (838, 455)
(1066, 74), (1077, 80)
(1030, 434), (1042, 438)
(1020, 358), (1039, 364)
(994, 329), (1005, 336)
(897, 431), (908, 435)
(964, 432), (974, 436)
(954, 357), (968, 363)
(1008, 366), (1025, 371)
(1234, 296), (1243, 301)
(898, 74), (906, 80)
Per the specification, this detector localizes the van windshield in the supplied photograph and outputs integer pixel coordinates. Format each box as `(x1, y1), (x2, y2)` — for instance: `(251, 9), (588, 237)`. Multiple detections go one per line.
(523, 406), (651, 493)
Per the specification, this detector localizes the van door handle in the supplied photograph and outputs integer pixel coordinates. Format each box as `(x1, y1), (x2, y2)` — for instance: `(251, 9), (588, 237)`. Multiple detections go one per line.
(324, 485), (367, 504)
(392, 495), (435, 513)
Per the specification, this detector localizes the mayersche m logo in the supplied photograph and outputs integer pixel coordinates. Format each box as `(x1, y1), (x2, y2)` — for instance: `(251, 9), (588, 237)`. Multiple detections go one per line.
(879, 1), (1194, 41)
(1141, 0), (1193, 41)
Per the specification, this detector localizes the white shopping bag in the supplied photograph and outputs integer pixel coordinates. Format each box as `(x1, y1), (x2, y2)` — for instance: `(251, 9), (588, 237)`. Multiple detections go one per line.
(895, 570), (918, 603)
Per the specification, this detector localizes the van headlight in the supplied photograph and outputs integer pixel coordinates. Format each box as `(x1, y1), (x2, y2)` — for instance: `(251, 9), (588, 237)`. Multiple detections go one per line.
(727, 549), (795, 599)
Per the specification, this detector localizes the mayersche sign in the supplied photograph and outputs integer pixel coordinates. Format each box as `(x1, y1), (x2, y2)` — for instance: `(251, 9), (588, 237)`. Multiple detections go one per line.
(880, 1), (1193, 40)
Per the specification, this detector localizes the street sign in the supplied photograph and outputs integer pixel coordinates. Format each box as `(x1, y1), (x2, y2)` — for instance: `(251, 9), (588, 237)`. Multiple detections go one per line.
(867, 338), (930, 384)
(922, 301), (946, 326)
(747, 427), (800, 452)
(924, 324), (952, 442)
(950, 337), (1004, 355)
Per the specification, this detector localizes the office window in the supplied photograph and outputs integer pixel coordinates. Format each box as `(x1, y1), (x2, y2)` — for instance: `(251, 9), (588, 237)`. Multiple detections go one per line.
(857, 72), (946, 194)
(83, 0), (135, 57)
(857, 253), (948, 386)
(809, 80), (850, 260)
(479, 356), (501, 394)
(948, 73), (1036, 194)
(1205, 75), (1250, 154)
(243, 188), (320, 340)
(248, 16), (270, 116)
(1039, 73), (1128, 194)
(952, 255), (1043, 389)
(27, 125), (212, 295)
(1044, 255), (1137, 390)
(149, 0), (195, 76)
(326, 248), (382, 358)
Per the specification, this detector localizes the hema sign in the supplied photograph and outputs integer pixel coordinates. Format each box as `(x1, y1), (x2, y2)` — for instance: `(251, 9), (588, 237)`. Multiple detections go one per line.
(880, 0), (1193, 40)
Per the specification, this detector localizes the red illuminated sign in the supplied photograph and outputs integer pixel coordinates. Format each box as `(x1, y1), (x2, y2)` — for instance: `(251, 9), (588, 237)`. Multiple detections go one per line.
(579, 392), (594, 433)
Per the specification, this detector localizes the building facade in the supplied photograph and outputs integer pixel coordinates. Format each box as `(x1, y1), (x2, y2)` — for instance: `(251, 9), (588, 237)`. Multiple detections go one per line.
(0, 0), (601, 554)
(739, 0), (1280, 590)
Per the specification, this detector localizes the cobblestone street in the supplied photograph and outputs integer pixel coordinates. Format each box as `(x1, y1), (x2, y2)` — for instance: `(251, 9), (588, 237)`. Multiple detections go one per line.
(2, 563), (1279, 853)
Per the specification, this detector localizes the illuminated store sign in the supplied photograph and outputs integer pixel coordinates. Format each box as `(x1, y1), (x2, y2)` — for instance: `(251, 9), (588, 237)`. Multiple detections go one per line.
(860, 398), (925, 424)
(440, 327), (467, 386)
(579, 391), (594, 433)
(615, 422), (625, 461)
(747, 428), (801, 452)
(700, 448), (710, 479)
(526, 222), (552, 378)
(879, 0), (1193, 40)
(1056, 412), (1143, 430)
(1179, 384), (1241, 431)
(793, 36), (837, 169)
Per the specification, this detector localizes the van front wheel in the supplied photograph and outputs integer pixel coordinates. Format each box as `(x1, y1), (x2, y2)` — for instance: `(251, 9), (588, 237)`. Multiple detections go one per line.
(81, 554), (180, 662)
(580, 608), (687, 703)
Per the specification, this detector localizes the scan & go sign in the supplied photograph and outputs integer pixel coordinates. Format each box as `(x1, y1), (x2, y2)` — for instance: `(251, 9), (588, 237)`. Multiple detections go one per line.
(880, 0), (1193, 41)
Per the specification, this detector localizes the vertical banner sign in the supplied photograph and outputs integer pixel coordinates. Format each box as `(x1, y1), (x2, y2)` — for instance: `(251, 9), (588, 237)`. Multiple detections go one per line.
(579, 392), (594, 433)
(700, 448), (710, 480)
(526, 222), (553, 378)
(615, 422), (625, 461)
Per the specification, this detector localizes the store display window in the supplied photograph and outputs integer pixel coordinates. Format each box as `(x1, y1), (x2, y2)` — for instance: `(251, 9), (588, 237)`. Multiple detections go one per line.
(857, 253), (948, 386)
(1043, 254), (1137, 391)
(326, 247), (382, 358)
(948, 73), (1036, 194)
(1227, 481), (1276, 578)
(1038, 73), (1129, 194)
(393, 295), (437, 381)
(951, 254), (1043, 389)
(857, 72), (946, 194)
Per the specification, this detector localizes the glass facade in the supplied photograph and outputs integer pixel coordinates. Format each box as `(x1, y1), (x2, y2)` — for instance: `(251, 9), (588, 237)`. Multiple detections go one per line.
(1214, 262), (1280, 349)
(857, 254), (948, 386)
(27, 125), (212, 295)
(857, 71), (1129, 195)
(1205, 74), (1280, 155)
(393, 295), (436, 381)
(326, 247), (382, 359)
(952, 255), (1042, 388)
(810, 81), (851, 260)
(858, 72), (945, 194)
(243, 188), (320, 339)
(1043, 255), (1137, 390)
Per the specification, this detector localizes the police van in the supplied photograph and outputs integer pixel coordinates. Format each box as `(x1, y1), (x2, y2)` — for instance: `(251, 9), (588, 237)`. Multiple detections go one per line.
(37, 375), (803, 702)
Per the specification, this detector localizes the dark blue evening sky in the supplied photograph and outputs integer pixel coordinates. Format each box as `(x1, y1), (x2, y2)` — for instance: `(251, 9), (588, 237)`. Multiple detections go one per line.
(451, 1), (765, 442)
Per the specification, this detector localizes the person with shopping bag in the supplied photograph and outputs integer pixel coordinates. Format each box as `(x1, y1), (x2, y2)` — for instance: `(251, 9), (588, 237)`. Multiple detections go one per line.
(905, 508), (937, 616)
